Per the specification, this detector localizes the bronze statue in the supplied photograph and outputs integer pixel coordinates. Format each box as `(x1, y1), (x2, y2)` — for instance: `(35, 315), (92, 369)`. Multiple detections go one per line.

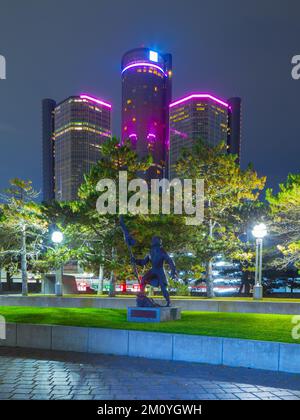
(132, 236), (177, 307)
(120, 217), (177, 307)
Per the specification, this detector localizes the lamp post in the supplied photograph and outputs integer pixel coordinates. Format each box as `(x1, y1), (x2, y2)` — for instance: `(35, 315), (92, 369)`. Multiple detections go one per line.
(252, 223), (267, 300)
(51, 231), (64, 297)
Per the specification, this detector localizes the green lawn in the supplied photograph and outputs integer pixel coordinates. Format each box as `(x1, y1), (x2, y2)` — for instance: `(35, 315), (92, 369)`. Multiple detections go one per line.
(0, 306), (299, 344)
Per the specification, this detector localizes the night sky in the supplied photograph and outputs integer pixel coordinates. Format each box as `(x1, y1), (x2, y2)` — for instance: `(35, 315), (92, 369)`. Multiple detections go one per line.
(0, 0), (299, 194)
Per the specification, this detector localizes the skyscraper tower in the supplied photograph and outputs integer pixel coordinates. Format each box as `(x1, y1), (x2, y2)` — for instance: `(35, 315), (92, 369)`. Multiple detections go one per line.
(54, 95), (112, 201)
(169, 93), (231, 178)
(227, 97), (242, 162)
(42, 98), (56, 202)
(121, 47), (172, 178)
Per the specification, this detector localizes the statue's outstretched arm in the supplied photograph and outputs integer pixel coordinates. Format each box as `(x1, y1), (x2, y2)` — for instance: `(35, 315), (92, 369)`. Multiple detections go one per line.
(133, 255), (150, 267)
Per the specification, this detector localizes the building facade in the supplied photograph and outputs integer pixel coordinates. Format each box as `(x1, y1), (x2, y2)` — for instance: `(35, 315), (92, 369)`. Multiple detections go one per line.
(42, 98), (56, 202)
(53, 95), (111, 201)
(227, 97), (242, 162)
(169, 94), (241, 178)
(121, 48), (172, 178)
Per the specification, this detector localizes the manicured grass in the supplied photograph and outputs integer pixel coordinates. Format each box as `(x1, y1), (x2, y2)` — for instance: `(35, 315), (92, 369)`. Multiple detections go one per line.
(0, 306), (299, 344)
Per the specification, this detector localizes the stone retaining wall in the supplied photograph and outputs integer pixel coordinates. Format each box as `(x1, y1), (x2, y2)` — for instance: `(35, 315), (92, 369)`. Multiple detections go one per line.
(1, 322), (299, 374)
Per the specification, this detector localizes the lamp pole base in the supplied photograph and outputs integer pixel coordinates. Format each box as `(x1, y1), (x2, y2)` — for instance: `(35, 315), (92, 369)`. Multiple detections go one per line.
(55, 266), (63, 297)
(253, 285), (263, 300)
(55, 283), (62, 296)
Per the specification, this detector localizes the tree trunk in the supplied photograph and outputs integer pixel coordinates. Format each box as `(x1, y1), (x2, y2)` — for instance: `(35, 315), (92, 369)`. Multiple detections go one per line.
(108, 271), (116, 297)
(0, 264), (2, 294)
(206, 214), (215, 298)
(6, 271), (13, 291)
(97, 264), (104, 295)
(206, 259), (214, 298)
(108, 247), (116, 297)
(21, 225), (28, 296)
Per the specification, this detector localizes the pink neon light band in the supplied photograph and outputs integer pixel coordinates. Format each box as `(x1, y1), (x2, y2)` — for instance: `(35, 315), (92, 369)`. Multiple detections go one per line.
(80, 94), (112, 109)
(122, 62), (166, 76)
(170, 94), (229, 108)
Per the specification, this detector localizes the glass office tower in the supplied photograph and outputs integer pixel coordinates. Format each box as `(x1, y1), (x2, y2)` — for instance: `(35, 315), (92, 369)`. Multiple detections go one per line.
(121, 47), (172, 178)
(169, 94), (241, 178)
(227, 97), (242, 163)
(42, 98), (56, 202)
(54, 95), (111, 201)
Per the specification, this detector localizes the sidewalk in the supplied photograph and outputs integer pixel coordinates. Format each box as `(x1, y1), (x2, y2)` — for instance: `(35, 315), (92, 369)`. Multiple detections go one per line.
(0, 347), (299, 400)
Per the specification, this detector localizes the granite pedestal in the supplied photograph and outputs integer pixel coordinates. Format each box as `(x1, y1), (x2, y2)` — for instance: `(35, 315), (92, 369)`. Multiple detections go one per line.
(127, 307), (181, 323)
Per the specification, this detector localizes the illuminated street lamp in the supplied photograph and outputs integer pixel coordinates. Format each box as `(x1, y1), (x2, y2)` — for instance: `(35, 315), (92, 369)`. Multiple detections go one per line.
(51, 230), (64, 297)
(51, 231), (63, 245)
(252, 223), (267, 300)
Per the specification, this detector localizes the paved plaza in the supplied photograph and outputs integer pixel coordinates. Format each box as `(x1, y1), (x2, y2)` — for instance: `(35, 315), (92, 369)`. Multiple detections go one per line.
(0, 347), (300, 400)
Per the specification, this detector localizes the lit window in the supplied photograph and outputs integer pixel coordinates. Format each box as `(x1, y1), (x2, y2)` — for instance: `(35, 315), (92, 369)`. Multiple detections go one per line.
(154, 86), (158, 92)
(132, 117), (136, 122)
(127, 99), (132, 104)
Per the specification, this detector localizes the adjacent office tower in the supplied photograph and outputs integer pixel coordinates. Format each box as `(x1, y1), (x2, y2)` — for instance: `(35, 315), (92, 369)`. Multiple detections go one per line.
(227, 97), (242, 162)
(169, 94), (241, 178)
(42, 98), (56, 202)
(42, 95), (112, 201)
(121, 48), (172, 178)
(54, 95), (112, 201)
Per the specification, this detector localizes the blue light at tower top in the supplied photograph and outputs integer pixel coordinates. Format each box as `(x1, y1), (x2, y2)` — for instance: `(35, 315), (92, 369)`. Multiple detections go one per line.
(149, 50), (158, 62)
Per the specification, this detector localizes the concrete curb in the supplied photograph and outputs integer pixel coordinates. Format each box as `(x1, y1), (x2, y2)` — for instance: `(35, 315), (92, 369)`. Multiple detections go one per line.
(1, 322), (299, 374)
(0, 295), (299, 315)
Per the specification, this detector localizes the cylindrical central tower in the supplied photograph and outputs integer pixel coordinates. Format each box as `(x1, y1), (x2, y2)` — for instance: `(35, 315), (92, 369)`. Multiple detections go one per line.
(121, 47), (172, 177)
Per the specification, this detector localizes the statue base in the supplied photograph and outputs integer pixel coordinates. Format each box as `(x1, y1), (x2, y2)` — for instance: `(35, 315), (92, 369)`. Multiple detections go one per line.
(127, 306), (181, 323)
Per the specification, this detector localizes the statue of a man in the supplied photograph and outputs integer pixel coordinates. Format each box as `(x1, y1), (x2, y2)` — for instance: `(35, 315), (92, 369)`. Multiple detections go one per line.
(132, 236), (177, 307)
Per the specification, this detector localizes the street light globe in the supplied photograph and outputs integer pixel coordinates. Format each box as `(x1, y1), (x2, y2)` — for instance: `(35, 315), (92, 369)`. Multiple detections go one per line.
(51, 231), (64, 244)
(252, 223), (267, 239)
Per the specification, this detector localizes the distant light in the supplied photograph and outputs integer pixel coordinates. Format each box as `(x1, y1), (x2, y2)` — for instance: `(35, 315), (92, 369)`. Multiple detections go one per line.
(252, 223), (267, 239)
(51, 231), (64, 244)
(215, 261), (226, 267)
(170, 94), (229, 109)
(149, 50), (158, 62)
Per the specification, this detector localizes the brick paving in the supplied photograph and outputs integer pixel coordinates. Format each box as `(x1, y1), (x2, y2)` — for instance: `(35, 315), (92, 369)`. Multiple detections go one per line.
(0, 347), (299, 400)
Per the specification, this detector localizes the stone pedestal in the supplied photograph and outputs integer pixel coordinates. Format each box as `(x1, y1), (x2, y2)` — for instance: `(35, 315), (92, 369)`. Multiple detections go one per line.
(127, 307), (181, 323)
